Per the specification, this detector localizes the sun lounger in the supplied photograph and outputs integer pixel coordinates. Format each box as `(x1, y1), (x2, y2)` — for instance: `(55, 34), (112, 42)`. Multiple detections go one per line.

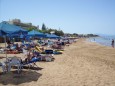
(0, 48), (4, 54)
(0, 62), (6, 73)
(7, 57), (22, 73)
(22, 57), (40, 68)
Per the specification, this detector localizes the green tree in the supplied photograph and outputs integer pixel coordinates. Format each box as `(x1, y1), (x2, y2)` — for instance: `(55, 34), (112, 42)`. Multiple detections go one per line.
(42, 23), (46, 31)
(73, 33), (78, 37)
(27, 27), (35, 31)
(55, 30), (64, 36)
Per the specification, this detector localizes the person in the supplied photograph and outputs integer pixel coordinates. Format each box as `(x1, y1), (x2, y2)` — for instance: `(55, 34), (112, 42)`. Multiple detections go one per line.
(111, 39), (114, 48)
(7, 39), (11, 48)
(7, 39), (11, 44)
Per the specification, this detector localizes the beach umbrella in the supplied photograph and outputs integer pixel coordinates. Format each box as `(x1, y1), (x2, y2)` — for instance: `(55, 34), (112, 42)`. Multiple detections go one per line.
(0, 21), (28, 58)
(45, 33), (60, 39)
(0, 21), (28, 34)
(0, 21), (28, 40)
(0, 30), (3, 36)
(0, 21), (20, 34)
(27, 30), (46, 38)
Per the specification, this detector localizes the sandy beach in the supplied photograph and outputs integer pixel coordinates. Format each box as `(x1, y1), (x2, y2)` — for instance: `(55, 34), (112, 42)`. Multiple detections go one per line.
(0, 38), (115, 86)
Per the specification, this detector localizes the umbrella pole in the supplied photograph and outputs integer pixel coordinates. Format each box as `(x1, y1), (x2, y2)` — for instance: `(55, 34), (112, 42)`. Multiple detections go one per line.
(4, 35), (7, 58)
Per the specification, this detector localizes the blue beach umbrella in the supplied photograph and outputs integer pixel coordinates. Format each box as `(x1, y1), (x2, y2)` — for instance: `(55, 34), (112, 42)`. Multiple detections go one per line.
(0, 21), (28, 41)
(0, 21), (28, 34)
(28, 30), (46, 38)
(45, 33), (60, 39)
(0, 21), (28, 57)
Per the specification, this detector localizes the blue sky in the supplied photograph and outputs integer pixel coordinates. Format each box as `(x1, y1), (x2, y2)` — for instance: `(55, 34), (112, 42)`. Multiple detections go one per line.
(0, 0), (115, 35)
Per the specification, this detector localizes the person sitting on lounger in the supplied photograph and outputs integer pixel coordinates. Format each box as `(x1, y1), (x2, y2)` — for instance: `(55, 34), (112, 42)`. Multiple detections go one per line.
(24, 49), (33, 63)
(24, 50), (54, 62)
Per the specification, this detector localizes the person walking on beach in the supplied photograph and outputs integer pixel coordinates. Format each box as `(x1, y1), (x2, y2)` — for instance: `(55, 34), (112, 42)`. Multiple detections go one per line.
(111, 39), (114, 48)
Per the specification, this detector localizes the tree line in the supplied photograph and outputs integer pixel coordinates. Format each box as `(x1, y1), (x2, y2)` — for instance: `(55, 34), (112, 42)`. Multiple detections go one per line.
(12, 20), (98, 37)
(27, 23), (64, 36)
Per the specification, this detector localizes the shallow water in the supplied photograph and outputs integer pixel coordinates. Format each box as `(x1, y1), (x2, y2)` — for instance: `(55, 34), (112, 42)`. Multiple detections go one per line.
(87, 36), (115, 47)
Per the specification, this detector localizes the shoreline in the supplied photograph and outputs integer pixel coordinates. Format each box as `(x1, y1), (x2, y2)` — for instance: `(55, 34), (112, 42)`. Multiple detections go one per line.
(86, 37), (114, 48)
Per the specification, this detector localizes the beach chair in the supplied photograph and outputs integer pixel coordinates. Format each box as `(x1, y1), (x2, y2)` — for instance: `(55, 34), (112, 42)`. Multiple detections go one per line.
(45, 50), (53, 54)
(0, 62), (6, 73)
(22, 57), (40, 68)
(0, 48), (4, 54)
(45, 49), (63, 55)
(7, 57), (22, 73)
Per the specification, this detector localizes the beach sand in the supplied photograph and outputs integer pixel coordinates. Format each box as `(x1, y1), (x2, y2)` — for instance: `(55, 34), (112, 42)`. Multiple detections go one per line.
(0, 39), (115, 86)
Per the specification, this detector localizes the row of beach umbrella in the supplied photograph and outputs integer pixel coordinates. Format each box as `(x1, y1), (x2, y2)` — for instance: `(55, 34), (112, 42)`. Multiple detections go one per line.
(0, 21), (60, 39)
(0, 21), (60, 58)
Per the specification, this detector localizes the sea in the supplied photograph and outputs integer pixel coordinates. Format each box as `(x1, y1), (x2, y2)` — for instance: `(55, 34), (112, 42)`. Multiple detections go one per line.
(87, 35), (115, 47)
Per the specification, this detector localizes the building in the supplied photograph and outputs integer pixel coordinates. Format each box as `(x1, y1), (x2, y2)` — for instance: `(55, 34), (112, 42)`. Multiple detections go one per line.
(7, 19), (37, 29)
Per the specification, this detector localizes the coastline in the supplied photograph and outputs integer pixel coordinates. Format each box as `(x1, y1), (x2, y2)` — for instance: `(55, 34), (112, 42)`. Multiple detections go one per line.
(0, 39), (115, 86)
(87, 36), (115, 47)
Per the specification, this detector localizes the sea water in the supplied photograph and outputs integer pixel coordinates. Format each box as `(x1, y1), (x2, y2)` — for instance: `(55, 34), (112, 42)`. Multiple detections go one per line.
(87, 36), (115, 47)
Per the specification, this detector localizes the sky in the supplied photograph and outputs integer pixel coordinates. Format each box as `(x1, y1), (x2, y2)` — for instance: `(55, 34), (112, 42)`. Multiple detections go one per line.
(0, 0), (115, 35)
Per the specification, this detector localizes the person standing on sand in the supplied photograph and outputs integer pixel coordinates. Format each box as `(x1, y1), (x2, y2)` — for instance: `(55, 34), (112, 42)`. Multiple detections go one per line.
(111, 39), (114, 48)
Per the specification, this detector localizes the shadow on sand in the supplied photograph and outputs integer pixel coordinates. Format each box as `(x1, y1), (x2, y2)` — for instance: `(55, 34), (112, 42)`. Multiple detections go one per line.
(0, 69), (42, 85)
(0, 56), (6, 59)
(12, 66), (43, 71)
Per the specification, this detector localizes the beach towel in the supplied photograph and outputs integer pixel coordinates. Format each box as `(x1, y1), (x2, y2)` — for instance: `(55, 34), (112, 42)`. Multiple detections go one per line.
(35, 46), (42, 53)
